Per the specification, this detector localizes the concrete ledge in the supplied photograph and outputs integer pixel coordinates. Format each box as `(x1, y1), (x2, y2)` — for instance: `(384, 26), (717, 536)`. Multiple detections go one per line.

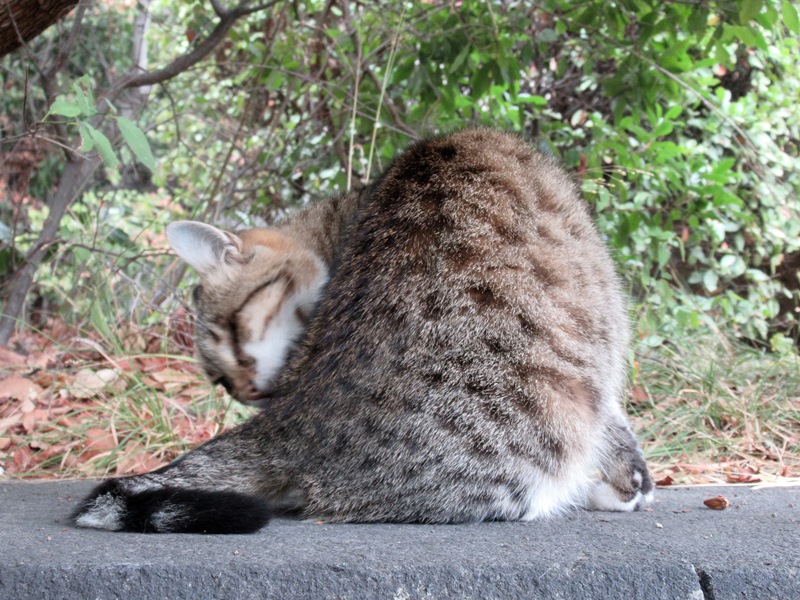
(0, 481), (798, 599)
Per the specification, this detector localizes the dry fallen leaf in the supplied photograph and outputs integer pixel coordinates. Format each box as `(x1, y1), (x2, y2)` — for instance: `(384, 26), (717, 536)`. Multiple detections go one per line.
(150, 369), (197, 392)
(0, 346), (27, 366)
(169, 307), (194, 355)
(0, 415), (22, 435)
(81, 428), (117, 459)
(115, 444), (168, 475)
(726, 473), (761, 484)
(71, 368), (124, 399)
(25, 351), (55, 370)
(655, 475), (674, 486)
(0, 374), (43, 402)
(630, 385), (649, 404)
(137, 356), (168, 373)
(703, 495), (729, 510)
(12, 446), (34, 472)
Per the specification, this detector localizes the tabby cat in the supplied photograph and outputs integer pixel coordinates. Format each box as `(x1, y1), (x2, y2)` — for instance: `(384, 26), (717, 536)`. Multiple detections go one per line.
(72, 129), (653, 533)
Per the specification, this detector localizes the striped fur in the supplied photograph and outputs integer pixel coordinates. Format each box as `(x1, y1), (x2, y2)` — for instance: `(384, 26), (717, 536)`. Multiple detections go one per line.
(73, 129), (652, 533)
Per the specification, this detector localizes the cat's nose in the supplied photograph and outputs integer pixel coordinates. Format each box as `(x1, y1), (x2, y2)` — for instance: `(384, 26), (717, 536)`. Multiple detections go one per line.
(240, 382), (278, 405)
(242, 383), (261, 401)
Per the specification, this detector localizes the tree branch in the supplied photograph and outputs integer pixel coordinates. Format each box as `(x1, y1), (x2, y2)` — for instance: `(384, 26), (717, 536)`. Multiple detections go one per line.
(114, 0), (281, 92)
(240, 0), (281, 16)
(209, 0), (227, 17)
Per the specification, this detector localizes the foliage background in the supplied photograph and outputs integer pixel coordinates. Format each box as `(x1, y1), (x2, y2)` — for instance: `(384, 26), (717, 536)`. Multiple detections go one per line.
(0, 0), (798, 482)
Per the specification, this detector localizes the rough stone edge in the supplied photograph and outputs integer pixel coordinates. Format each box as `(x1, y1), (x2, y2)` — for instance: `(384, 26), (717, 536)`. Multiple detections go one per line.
(0, 561), (704, 600)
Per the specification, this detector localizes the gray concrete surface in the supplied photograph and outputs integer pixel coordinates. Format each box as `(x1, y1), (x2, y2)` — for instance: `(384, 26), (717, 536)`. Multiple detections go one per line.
(0, 481), (798, 599)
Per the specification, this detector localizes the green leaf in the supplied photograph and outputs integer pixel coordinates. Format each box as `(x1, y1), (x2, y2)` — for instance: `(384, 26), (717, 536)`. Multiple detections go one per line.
(449, 44), (471, 74)
(688, 7), (709, 32)
(471, 64), (492, 99)
(393, 58), (415, 84)
(48, 97), (81, 118)
(702, 269), (719, 292)
(659, 40), (693, 72)
(664, 105), (682, 120)
(739, 0), (763, 23)
(538, 28), (558, 43)
(641, 335), (664, 348)
(90, 302), (113, 342)
(71, 79), (95, 117)
(757, 3), (779, 27)
(117, 117), (156, 172)
(517, 94), (547, 105)
(783, 0), (800, 33)
(724, 24), (757, 46)
(574, 7), (596, 25)
(264, 69), (283, 88)
(709, 157), (736, 182)
(650, 141), (682, 161)
(0, 221), (12, 244)
(746, 268), (769, 282)
(78, 122), (95, 152)
(770, 332), (794, 355)
(653, 119), (674, 138)
(83, 123), (119, 169)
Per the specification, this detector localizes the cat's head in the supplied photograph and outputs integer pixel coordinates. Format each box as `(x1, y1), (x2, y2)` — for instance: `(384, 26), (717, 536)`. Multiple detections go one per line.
(166, 221), (328, 405)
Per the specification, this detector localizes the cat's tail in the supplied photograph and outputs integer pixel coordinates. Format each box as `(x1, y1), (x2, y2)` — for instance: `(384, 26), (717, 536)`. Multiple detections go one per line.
(71, 420), (275, 534)
(71, 478), (272, 534)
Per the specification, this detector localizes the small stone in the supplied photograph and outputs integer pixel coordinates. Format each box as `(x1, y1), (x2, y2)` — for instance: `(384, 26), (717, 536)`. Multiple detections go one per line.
(655, 522), (663, 528)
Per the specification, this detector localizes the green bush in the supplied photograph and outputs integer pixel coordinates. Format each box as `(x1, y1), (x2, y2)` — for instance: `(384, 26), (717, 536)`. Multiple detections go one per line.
(1, 0), (798, 348)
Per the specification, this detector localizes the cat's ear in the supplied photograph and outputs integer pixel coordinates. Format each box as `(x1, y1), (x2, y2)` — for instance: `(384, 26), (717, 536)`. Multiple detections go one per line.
(166, 221), (245, 277)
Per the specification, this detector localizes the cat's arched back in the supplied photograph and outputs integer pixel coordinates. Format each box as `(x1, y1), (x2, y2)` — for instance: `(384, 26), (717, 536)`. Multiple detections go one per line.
(73, 129), (652, 533)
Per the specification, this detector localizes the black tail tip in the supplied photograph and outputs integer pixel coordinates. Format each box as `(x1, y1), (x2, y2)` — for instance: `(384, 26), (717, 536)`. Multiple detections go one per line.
(72, 479), (272, 534)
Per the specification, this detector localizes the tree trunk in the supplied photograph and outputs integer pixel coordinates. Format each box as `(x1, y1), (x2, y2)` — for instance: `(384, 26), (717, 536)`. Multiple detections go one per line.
(0, 154), (100, 345)
(0, 0), (275, 346)
(0, 0), (79, 58)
